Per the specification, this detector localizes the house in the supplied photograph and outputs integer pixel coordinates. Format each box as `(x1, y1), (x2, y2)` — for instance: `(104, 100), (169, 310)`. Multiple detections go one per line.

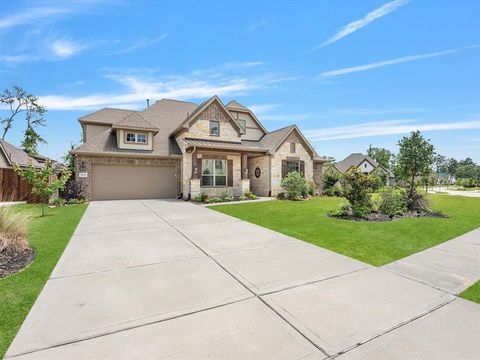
(0, 139), (45, 201)
(333, 153), (395, 185)
(435, 172), (456, 185)
(71, 95), (324, 200)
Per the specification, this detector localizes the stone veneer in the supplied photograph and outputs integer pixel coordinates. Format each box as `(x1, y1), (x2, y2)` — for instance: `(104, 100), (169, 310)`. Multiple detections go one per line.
(248, 155), (271, 197)
(270, 131), (314, 196)
(75, 155), (181, 199)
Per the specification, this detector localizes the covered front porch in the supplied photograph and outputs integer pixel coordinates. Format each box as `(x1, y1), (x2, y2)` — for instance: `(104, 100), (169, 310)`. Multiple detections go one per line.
(183, 139), (270, 199)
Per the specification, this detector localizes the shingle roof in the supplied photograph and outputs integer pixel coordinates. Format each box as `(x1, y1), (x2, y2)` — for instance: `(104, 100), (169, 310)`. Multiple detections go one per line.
(258, 125), (295, 151)
(73, 99), (198, 157)
(226, 100), (249, 111)
(183, 138), (267, 152)
(78, 108), (137, 125)
(0, 139), (44, 168)
(112, 112), (159, 133)
(335, 153), (394, 177)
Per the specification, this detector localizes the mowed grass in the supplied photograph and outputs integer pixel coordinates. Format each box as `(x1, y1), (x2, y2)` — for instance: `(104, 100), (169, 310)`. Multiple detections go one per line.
(460, 281), (480, 304)
(0, 204), (86, 358)
(211, 195), (480, 266)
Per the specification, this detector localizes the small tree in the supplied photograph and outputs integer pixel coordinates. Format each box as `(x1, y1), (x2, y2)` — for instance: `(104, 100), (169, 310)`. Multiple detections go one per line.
(396, 131), (435, 203)
(280, 171), (308, 200)
(14, 160), (71, 216)
(367, 146), (392, 168)
(341, 167), (377, 216)
(0, 85), (46, 141)
(371, 167), (387, 191)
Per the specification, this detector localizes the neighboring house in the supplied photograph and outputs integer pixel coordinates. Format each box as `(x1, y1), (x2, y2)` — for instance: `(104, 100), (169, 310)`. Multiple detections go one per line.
(333, 153), (395, 185)
(71, 95), (324, 200)
(0, 139), (45, 201)
(435, 172), (456, 185)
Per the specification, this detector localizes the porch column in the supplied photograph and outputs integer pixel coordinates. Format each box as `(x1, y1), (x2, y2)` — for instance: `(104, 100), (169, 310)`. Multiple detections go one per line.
(241, 153), (248, 179)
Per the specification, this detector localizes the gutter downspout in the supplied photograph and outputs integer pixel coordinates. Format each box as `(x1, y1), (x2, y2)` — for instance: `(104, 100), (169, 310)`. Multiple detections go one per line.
(185, 145), (196, 201)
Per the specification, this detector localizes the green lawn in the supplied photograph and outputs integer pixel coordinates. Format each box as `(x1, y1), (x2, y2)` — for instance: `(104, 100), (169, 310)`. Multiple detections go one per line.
(0, 204), (86, 358)
(460, 281), (480, 304)
(211, 195), (480, 266)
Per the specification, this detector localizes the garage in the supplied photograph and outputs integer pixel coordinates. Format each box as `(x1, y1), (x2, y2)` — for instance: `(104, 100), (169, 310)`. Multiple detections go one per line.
(91, 164), (177, 200)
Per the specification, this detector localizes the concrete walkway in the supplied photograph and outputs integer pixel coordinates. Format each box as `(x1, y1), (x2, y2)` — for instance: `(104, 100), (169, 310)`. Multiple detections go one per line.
(5, 200), (480, 359)
(383, 228), (480, 294)
(433, 187), (480, 197)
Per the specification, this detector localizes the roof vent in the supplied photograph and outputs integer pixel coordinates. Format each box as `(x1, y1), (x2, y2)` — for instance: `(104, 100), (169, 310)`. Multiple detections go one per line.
(146, 99), (150, 108)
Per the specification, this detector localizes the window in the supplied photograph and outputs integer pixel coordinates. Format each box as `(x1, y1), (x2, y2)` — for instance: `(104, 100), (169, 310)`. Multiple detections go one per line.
(209, 121), (220, 136)
(136, 133), (147, 143)
(125, 132), (147, 144)
(202, 159), (227, 187)
(290, 142), (296, 153)
(364, 163), (367, 168)
(238, 119), (246, 131)
(287, 160), (300, 173)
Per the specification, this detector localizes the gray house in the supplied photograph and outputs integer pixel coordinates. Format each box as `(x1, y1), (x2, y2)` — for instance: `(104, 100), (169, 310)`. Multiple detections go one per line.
(333, 153), (395, 186)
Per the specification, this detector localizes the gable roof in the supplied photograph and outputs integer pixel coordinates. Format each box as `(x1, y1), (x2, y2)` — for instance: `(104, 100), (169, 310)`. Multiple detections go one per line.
(112, 112), (159, 133)
(78, 108), (137, 125)
(170, 95), (243, 136)
(0, 139), (44, 168)
(73, 99), (197, 157)
(335, 153), (394, 177)
(259, 125), (319, 158)
(226, 100), (249, 111)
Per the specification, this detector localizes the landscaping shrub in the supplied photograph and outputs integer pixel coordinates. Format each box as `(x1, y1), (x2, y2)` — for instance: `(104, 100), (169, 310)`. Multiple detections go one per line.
(280, 171), (308, 200)
(371, 168), (387, 191)
(219, 189), (234, 202)
(244, 191), (257, 200)
(323, 169), (342, 195)
(50, 198), (65, 207)
(206, 197), (222, 204)
(341, 167), (376, 215)
(332, 184), (343, 197)
(66, 198), (80, 205)
(378, 187), (408, 216)
(192, 192), (208, 203)
(0, 206), (30, 255)
(277, 192), (286, 200)
(307, 180), (316, 196)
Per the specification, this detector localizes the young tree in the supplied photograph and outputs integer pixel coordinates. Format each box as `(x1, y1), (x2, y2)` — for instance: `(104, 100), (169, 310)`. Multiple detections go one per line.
(341, 167), (377, 216)
(434, 154), (447, 173)
(396, 131), (435, 201)
(14, 160), (71, 217)
(21, 114), (47, 155)
(0, 85), (46, 141)
(367, 145), (392, 168)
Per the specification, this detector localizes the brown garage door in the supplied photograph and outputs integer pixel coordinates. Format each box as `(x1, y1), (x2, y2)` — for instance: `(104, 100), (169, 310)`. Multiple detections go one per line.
(92, 164), (177, 200)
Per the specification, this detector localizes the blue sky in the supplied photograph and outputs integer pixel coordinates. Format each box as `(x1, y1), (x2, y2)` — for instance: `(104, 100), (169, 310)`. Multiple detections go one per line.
(1, 0), (479, 163)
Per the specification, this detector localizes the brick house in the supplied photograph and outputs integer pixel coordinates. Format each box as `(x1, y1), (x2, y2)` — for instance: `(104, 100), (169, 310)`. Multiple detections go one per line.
(72, 95), (324, 200)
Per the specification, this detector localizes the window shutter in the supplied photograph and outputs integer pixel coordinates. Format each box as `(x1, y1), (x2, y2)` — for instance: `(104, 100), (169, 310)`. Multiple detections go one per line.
(300, 161), (305, 177)
(197, 159), (202, 180)
(227, 159), (233, 187)
(282, 160), (287, 178)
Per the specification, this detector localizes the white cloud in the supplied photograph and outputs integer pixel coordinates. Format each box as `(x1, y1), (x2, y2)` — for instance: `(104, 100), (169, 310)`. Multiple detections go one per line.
(114, 34), (168, 54)
(318, 0), (409, 48)
(0, 6), (72, 30)
(304, 119), (480, 141)
(320, 48), (460, 77)
(50, 39), (86, 59)
(37, 64), (289, 110)
(249, 103), (280, 115)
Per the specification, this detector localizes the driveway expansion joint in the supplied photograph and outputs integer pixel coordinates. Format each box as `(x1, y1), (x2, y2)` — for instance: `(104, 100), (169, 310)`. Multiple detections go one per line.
(140, 200), (332, 357)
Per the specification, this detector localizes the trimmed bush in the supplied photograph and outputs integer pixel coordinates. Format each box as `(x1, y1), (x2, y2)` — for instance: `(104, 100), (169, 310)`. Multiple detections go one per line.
(192, 192), (208, 203)
(280, 172), (308, 200)
(378, 187), (408, 216)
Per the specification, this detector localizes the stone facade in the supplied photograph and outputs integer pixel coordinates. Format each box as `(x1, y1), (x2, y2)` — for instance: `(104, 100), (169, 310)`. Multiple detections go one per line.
(187, 101), (240, 143)
(248, 155), (271, 197)
(270, 131), (314, 196)
(313, 162), (323, 195)
(75, 155), (181, 199)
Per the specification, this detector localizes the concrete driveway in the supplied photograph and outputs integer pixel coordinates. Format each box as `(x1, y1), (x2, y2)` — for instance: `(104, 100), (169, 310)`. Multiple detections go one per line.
(6, 200), (480, 359)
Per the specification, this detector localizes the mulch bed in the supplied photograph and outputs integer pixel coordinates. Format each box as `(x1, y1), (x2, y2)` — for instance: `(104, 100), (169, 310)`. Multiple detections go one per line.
(330, 211), (449, 222)
(0, 247), (35, 278)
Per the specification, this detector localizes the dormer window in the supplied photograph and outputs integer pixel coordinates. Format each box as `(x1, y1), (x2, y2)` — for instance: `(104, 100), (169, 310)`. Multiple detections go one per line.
(125, 132), (147, 144)
(209, 121), (220, 136)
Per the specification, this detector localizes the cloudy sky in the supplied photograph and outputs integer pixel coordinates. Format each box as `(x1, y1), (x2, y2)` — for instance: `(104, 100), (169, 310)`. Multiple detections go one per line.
(1, 0), (479, 162)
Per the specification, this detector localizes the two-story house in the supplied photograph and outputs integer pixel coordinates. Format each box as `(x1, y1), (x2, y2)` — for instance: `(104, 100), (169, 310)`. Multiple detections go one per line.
(72, 95), (324, 200)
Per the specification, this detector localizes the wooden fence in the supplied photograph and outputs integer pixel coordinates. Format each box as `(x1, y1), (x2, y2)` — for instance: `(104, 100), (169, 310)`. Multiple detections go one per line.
(0, 168), (37, 202)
